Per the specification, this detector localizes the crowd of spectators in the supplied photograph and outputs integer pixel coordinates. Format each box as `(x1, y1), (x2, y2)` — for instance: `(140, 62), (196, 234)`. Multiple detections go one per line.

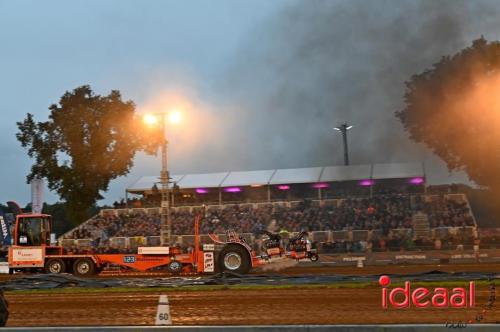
(63, 194), (476, 253)
(321, 227), (475, 253)
(419, 195), (474, 228)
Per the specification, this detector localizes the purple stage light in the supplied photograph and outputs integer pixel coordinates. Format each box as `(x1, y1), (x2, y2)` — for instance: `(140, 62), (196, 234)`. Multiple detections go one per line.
(277, 185), (290, 190)
(196, 188), (209, 194)
(359, 179), (375, 186)
(224, 187), (241, 193)
(312, 183), (329, 189)
(409, 177), (425, 185)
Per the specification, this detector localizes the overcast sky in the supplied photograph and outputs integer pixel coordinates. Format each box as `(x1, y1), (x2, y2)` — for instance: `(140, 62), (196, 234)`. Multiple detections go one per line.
(2, 0), (496, 207)
(0, 0), (287, 205)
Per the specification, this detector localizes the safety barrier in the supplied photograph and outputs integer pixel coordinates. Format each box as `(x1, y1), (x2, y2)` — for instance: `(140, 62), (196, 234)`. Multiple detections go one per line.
(322, 248), (500, 266)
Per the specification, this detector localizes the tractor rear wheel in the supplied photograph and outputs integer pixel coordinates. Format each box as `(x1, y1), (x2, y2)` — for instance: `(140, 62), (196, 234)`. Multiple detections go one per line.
(218, 244), (251, 274)
(45, 258), (66, 274)
(73, 258), (95, 277)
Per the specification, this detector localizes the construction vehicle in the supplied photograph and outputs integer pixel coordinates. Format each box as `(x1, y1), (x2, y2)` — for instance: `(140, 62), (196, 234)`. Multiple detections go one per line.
(7, 206), (318, 276)
(8, 212), (219, 276)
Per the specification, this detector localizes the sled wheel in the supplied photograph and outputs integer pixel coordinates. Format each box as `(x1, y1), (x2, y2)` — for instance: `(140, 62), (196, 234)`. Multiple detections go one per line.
(218, 244), (251, 274)
(45, 258), (66, 274)
(167, 260), (183, 274)
(310, 253), (319, 262)
(73, 258), (95, 277)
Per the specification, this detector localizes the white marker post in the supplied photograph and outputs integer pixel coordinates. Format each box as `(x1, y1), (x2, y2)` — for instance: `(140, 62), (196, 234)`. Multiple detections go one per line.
(155, 295), (172, 325)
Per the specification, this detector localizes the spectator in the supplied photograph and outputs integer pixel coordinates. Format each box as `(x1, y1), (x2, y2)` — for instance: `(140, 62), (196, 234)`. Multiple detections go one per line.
(434, 237), (442, 250)
(63, 193), (476, 254)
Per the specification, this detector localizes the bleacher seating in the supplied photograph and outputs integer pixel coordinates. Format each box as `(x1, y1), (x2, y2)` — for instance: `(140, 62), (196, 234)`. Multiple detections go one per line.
(60, 193), (477, 253)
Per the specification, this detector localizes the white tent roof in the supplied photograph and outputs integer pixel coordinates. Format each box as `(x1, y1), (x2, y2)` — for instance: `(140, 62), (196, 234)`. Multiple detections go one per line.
(177, 172), (229, 189)
(372, 162), (424, 179)
(127, 162), (425, 192)
(320, 164), (372, 182)
(127, 174), (185, 193)
(269, 167), (323, 185)
(222, 170), (276, 187)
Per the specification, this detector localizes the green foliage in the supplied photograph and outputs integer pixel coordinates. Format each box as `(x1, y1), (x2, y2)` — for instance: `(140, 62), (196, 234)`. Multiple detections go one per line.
(397, 37), (500, 192)
(17, 85), (162, 224)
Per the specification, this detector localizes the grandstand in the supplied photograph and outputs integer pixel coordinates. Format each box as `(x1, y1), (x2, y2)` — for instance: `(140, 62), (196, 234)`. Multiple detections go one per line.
(60, 162), (483, 255)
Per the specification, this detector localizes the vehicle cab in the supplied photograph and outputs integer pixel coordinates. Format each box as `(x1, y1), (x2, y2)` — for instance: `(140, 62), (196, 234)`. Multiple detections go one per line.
(13, 214), (51, 246)
(8, 214), (63, 272)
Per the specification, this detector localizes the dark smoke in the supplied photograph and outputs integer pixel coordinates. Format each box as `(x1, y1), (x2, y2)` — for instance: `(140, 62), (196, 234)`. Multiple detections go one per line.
(208, 0), (500, 183)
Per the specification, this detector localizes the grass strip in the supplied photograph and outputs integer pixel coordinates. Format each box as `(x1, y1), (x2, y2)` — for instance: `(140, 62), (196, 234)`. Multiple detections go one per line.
(5, 279), (496, 295)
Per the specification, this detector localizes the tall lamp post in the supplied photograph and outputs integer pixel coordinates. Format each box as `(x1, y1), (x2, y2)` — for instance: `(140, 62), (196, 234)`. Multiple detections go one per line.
(333, 122), (353, 166)
(144, 111), (182, 246)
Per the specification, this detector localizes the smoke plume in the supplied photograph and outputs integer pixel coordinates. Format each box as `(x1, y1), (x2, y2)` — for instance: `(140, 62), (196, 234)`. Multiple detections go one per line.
(257, 257), (299, 272)
(203, 0), (500, 183)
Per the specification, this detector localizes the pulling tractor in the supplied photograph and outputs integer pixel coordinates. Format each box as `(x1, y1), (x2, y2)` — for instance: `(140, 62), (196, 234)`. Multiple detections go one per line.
(260, 230), (319, 262)
(8, 210), (319, 276)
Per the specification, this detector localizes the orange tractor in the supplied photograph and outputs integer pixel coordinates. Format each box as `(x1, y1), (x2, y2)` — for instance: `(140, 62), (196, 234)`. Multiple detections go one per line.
(7, 209), (318, 276)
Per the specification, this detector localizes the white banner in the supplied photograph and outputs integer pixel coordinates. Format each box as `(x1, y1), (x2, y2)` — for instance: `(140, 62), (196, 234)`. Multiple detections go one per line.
(12, 248), (43, 262)
(31, 177), (44, 214)
(203, 252), (215, 272)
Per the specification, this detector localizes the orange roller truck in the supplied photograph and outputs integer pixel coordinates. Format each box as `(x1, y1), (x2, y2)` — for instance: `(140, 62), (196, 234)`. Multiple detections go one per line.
(7, 209), (318, 276)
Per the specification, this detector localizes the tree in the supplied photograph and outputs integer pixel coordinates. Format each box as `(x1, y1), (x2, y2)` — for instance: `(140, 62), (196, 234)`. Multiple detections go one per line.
(17, 85), (161, 223)
(397, 37), (500, 194)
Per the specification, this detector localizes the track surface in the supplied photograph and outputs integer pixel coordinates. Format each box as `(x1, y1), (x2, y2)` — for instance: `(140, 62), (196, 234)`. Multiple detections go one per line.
(5, 287), (500, 326)
(3, 263), (500, 326)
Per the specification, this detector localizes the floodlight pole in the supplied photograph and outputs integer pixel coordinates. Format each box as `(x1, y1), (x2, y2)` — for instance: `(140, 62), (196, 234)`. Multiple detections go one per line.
(159, 114), (172, 247)
(334, 123), (352, 166)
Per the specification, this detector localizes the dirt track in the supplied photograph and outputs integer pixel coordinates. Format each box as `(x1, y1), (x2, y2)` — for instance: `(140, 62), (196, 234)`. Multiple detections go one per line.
(3, 263), (500, 326)
(268, 262), (500, 276)
(5, 286), (500, 326)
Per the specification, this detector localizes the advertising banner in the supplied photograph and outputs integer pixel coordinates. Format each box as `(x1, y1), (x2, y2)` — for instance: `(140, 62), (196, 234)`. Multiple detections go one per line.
(0, 211), (11, 245)
(31, 177), (44, 214)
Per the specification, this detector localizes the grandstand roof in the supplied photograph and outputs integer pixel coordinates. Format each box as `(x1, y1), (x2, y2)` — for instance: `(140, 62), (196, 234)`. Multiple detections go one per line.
(372, 162), (424, 179)
(178, 172), (229, 189)
(269, 167), (323, 185)
(127, 175), (185, 193)
(126, 163), (425, 193)
(223, 169), (276, 187)
(320, 164), (371, 182)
